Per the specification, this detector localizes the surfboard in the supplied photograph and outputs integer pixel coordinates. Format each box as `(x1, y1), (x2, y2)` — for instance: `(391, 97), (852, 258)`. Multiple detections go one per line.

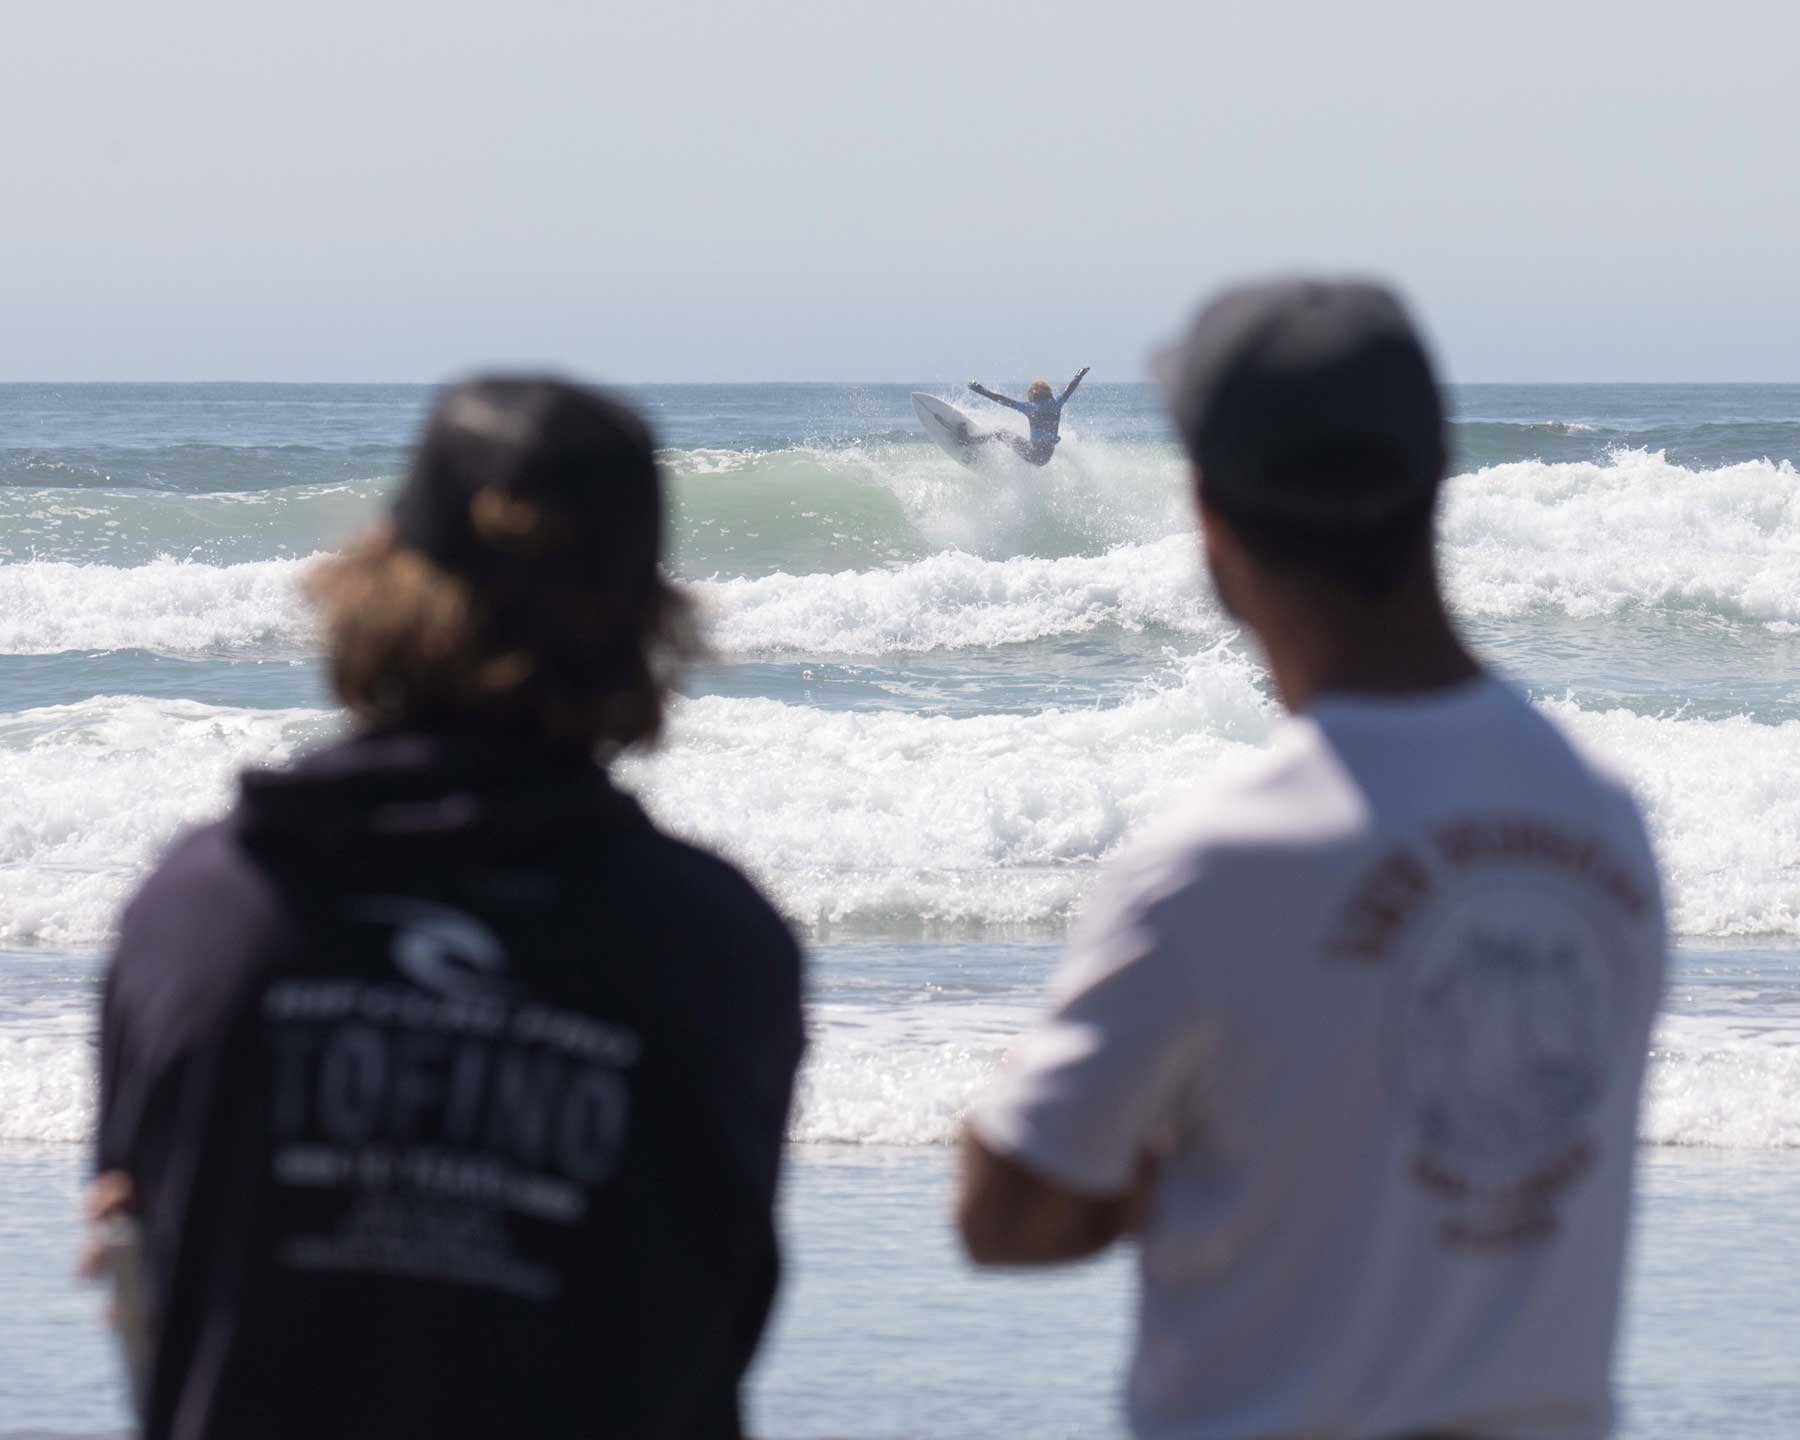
(912, 393), (987, 468)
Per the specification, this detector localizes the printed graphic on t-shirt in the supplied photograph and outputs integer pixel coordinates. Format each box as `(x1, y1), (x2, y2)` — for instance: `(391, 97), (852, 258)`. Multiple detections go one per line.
(262, 899), (638, 1299)
(1329, 817), (1651, 1250)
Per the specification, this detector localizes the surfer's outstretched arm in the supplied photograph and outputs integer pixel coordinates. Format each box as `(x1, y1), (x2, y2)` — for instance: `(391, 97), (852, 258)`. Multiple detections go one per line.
(970, 381), (1031, 414)
(1059, 366), (1091, 405)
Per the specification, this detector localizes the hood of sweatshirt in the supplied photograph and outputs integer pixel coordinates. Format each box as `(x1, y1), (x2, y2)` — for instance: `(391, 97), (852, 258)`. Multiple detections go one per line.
(234, 731), (650, 867)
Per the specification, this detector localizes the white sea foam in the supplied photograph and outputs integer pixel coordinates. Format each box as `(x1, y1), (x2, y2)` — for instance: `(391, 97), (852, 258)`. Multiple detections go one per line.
(0, 542), (1214, 662)
(697, 536), (1216, 656)
(0, 697), (333, 950)
(0, 665), (1266, 954)
(1444, 449), (1800, 623)
(621, 684), (1800, 944)
(10, 988), (1785, 1151)
(791, 1001), (1028, 1147)
(1643, 1011), (1800, 1150)
(788, 1006), (1800, 1151)
(619, 645), (1279, 934)
(0, 555), (320, 657)
(0, 1001), (94, 1145)
(1548, 699), (1800, 938)
(889, 434), (1195, 559)
(3, 673), (1799, 953)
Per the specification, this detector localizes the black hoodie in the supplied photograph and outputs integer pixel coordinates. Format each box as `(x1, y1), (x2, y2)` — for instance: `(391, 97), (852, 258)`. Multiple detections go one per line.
(98, 733), (804, 1440)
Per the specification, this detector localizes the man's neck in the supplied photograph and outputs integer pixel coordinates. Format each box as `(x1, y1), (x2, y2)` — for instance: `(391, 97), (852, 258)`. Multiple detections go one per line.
(1255, 571), (1481, 714)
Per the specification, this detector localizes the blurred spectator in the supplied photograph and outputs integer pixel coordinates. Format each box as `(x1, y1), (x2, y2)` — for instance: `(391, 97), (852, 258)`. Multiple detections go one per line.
(90, 378), (803, 1440)
(959, 281), (1665, 1440)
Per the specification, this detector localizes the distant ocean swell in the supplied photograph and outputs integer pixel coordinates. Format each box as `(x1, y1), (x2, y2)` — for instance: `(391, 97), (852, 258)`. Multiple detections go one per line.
(0, 443), (405, 493)
(5, 446), (1800, 628)
(0, 477), (387, 567)
(1450, 418), (1800, 470)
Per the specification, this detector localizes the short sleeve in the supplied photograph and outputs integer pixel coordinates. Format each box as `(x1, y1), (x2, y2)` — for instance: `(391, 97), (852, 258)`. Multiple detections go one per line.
(968, 853), (1209, 1196)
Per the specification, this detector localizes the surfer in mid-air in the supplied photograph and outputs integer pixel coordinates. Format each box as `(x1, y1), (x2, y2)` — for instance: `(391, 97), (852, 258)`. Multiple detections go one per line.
(964, 368), (1089, 466)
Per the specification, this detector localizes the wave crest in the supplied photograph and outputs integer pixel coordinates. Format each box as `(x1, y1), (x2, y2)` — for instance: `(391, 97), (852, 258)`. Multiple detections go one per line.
(698, 537), (1217, 656)
(0, 555), (320, 657)
(1446, 449), (1800, 624)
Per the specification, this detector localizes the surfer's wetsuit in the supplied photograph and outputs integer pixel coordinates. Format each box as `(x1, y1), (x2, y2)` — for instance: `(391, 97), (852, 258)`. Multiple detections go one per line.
(969, 369), (1088, 466)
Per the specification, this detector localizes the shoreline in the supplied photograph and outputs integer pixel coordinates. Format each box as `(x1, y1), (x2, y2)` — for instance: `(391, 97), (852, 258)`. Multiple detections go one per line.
(5, 1143), (1797, 1438)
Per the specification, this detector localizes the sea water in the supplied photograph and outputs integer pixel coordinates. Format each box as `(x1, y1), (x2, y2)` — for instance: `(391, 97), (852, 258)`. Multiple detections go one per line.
(0, 383), (1796, 1436)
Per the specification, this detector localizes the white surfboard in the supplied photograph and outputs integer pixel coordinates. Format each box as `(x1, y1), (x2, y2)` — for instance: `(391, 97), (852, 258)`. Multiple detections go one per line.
(912, 392), (987, 468)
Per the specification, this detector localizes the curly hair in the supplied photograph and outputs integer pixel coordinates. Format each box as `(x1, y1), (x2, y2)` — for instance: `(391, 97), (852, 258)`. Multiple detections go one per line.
(307, 525), (701, 752)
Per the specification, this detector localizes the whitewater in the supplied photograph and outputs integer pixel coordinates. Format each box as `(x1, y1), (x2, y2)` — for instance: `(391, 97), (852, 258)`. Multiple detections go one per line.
(1, 382), (1796, 1436)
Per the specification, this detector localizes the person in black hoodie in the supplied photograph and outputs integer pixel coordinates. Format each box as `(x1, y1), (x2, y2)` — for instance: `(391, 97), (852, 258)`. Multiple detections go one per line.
(85, 378), (804, 1440)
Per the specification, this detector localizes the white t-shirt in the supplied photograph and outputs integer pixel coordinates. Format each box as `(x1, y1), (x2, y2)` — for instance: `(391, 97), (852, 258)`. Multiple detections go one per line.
(972, 676), (1665, 1440)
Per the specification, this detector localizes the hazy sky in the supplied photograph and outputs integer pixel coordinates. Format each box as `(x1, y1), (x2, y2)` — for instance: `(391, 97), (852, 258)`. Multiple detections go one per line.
(6, 0), (1796, 382)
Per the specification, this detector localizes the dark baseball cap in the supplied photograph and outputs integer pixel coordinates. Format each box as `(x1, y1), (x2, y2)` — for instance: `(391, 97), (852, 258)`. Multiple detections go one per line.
(390, 376), (663, 598)
(1155, 279), (1446, 523)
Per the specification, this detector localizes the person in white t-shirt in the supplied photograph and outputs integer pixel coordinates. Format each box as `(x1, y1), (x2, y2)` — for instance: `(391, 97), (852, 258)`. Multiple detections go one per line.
(957, 279), (1666, 1440)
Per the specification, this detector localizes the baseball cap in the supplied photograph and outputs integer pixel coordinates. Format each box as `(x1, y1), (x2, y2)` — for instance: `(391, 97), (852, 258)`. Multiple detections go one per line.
(390, 376), (662, 598)
(1155, 279), (1446, 523)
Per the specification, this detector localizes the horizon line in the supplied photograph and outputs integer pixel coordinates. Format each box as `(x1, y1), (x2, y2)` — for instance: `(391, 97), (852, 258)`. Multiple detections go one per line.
(3, 377), (1797, 388)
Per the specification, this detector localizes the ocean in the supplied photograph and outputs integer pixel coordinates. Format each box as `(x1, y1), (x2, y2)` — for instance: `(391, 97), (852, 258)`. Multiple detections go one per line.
(0, 382), (1796, 1436)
